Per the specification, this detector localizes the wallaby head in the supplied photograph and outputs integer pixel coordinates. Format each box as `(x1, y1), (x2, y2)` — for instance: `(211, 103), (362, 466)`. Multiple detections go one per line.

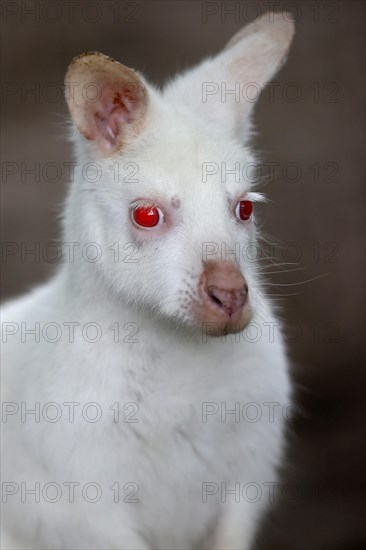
(64, 13), (294, 336)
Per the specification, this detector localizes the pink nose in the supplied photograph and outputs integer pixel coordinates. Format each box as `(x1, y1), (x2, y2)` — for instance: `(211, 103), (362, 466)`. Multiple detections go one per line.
(199, 261), (248, 318)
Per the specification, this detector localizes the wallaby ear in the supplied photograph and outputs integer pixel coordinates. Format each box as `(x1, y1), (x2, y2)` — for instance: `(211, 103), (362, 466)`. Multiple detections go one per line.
(164, 12), (294, 140)
(65, 52), (148, 155)
(223, 11), (294, 85)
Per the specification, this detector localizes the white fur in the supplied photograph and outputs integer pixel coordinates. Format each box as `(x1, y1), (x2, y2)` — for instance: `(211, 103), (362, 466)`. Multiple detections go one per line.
(1, 13), (294, 550)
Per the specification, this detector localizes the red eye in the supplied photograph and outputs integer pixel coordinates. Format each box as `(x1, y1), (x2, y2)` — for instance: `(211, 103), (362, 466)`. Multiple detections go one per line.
(235, 200), (253, 221)
(132, 204), (162, 228)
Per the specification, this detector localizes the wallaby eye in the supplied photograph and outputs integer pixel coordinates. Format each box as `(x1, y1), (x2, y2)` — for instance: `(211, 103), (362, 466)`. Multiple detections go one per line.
(131, 203), (164, 229)
(235, 200), (253, 221)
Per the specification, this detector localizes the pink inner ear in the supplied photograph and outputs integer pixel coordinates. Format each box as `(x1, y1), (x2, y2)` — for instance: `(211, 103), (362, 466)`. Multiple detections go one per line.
(87, 83), (139, 148)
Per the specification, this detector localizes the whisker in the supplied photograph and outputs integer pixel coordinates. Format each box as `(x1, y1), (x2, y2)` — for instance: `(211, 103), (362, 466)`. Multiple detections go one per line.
(268, 273), (330, 287)
(258, 267), (307, 275)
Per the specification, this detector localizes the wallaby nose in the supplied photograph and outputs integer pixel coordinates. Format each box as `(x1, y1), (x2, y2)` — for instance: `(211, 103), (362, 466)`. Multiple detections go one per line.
(199, 261), (248, 318)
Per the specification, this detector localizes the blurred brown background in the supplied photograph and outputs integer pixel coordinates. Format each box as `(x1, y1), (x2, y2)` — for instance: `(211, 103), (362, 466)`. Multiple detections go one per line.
(1, 1), (365, 548)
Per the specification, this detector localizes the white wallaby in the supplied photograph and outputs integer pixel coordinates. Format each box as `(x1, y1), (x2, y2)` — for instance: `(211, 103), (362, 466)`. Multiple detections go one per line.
(1, 12), (295, 550)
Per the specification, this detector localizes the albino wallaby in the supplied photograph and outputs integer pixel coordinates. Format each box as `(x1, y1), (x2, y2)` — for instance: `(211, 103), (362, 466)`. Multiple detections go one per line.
(1, 12), (295, 550)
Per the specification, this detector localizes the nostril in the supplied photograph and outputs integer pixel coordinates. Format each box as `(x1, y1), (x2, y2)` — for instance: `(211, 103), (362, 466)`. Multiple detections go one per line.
(207, 288), (223, 307)
(205, 285), (247, 316)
